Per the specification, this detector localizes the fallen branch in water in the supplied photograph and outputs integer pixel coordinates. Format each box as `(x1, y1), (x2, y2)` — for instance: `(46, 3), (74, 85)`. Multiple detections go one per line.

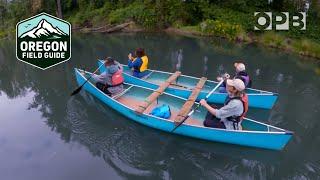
(75, 22), (133, 33)
(104, 22), (133, 33)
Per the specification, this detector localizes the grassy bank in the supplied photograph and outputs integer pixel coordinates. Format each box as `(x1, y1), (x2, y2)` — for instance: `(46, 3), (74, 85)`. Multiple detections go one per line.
(168, 23), (320, 60)
(1, 0), (320, 61)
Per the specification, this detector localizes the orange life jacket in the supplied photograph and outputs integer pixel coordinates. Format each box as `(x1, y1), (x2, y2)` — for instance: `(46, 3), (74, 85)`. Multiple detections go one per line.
(111, 68), (124, 86)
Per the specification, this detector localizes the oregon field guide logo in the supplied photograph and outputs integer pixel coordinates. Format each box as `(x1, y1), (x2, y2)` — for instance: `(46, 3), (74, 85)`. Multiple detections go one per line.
(16, 12), (71, 70)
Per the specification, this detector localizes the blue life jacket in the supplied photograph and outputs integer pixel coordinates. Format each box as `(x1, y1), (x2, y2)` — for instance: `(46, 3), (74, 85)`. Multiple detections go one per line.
(150, 104), (171, 119)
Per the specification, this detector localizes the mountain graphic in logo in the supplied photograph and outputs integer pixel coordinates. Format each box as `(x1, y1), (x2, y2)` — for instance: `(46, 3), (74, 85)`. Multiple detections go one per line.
(16, 12), (71, 70)
(20, 19), (68, 39)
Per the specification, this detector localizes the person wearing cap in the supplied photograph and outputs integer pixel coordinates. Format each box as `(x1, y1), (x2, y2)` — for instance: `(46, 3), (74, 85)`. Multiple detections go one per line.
(128, 48), (149, 78)
(217, 61), (252, 93)
(91, 57), (124, 96)
(200, 79), (249, 130)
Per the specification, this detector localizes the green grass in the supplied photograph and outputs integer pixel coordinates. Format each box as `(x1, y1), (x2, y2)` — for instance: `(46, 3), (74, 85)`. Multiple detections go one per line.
(292, 39), (320, 58)
(260, 32), (287, 49)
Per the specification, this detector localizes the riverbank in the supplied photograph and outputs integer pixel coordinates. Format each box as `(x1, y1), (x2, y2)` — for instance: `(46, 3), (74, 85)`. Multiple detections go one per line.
(68, 21), (320, 61)
(164, 26), (320, 61)
(2, 21), (320, 61)
(1, 1), (320, 61)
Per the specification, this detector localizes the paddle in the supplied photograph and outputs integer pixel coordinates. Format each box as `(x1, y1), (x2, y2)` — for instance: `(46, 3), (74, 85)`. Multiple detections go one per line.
(171, 80), (224, 132)
(70, 63), (105, 96)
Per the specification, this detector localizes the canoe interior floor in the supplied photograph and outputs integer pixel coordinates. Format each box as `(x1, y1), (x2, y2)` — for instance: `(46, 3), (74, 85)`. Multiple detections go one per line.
(146, 79), (188, 90)
(146, 78), (212, 93)
(116, 96), (203, 127)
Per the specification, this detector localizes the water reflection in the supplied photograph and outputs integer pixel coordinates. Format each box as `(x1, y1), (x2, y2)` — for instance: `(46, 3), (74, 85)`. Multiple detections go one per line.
(202, 56), (208, 76)
(0, 33), (320, 179)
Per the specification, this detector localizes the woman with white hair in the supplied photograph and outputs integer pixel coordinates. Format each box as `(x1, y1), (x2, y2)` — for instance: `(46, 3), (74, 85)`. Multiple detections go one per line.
(200, 79), (249, 130)
(217, 61), (252, 93)
(233, 62), (252, 88)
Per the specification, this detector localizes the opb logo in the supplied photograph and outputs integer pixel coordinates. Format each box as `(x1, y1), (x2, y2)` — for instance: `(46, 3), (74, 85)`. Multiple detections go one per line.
(254, 12), (306, 30)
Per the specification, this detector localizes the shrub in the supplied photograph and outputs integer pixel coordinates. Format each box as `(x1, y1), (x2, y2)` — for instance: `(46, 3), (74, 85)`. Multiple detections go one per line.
(198, 4), (254, 32)
(108, 3), (156, 29)
(199, 19), (244, 40)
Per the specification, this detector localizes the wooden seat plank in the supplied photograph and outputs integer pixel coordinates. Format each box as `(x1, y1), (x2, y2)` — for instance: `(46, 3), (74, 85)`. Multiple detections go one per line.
(135, 71), (181, 113)
(174, 77), (207, 123)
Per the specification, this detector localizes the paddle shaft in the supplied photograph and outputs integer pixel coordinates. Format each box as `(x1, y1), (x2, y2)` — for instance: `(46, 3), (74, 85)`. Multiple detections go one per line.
(171, 80), (224, 132)
(83, 63), (104, 82)
(70, 63), (105, 96)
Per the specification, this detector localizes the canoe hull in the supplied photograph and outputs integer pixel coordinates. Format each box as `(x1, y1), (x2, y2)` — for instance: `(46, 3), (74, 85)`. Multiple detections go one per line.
(74, 68), (292, 150)
(97, 61), (278, 109)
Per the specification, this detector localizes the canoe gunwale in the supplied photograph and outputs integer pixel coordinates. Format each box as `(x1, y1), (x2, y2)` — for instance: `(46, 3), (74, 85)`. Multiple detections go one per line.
(122, 69), (276, 96)
(76, 68), (291, 135)
(79, 69), (193, 102)
(98, 60), (277, 95)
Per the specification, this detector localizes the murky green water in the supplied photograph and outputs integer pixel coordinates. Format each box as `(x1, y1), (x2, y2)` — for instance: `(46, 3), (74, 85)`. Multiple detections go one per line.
(1, 33), (320, 180)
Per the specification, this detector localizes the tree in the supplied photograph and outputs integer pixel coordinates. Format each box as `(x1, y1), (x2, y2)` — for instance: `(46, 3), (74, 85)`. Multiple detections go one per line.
(56, 0), (63, 18)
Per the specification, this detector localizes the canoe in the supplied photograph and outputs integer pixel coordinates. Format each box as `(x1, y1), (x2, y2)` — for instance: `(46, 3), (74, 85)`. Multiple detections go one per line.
(74, 68), (293, 150)
(97, 60), (278, 109)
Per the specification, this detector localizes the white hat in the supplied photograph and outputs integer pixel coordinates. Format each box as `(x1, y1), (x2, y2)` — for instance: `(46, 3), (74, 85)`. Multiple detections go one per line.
(236, 63), (246, 72)
(227, 79), (245, 91)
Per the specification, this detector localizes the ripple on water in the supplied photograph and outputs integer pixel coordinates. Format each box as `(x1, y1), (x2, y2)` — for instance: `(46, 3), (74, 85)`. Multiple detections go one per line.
(105, 130), (156, 177)
(66, 95), (157, 177)
(66, 98), (88, 134)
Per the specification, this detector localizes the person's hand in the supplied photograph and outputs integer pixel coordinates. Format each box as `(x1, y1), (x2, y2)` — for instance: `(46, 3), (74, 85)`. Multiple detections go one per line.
(128, 53), (132, 60)
(200, 99), (207, 106)
(223, 73), (230, 79)
(81, 71), (88, 77)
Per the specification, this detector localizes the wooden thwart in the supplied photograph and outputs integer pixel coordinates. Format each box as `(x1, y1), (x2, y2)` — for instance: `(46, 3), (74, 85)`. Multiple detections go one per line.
(174, 77), (207, 123)
(135, 71), (181, 113)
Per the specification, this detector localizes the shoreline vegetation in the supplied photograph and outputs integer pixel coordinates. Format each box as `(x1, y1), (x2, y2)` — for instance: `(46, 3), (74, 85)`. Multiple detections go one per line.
(1, 1), (320, 61)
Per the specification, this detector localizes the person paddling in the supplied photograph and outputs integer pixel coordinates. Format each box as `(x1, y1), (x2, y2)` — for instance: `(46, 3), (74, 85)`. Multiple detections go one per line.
(91, 57), (124, 96)
(200, 79), (248, 130)
(217, 61), (252, 93)
(128, 48), (149, 78)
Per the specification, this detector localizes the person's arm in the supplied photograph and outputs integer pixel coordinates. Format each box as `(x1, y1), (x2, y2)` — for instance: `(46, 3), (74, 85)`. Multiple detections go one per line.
(200, 99), (218, 116)
(200, 99), (243, 119)
(128, 59), (133, 68)
(215, 100), (243, 119)
(127, 53), (135, 68)
(131, 58), (142, 69)
(92, 72), (107, 83)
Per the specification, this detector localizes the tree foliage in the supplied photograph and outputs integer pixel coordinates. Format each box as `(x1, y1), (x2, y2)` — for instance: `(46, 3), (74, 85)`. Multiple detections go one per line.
(0, 0), (319, 41)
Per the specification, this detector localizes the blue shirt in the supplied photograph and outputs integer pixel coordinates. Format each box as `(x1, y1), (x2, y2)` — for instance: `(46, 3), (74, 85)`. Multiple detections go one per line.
(128, 58), (147, 78)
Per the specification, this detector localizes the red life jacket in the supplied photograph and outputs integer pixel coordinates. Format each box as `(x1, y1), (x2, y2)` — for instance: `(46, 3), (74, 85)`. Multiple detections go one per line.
(224, 93), (249, 123)
(111, 68), (124, 86)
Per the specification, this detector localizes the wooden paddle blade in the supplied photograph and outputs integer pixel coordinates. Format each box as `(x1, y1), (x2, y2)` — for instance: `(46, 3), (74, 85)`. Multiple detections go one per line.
(70, 86), (82, 96)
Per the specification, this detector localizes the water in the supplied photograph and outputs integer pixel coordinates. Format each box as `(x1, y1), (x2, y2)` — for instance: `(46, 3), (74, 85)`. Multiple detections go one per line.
(0, 33), (320, 180)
